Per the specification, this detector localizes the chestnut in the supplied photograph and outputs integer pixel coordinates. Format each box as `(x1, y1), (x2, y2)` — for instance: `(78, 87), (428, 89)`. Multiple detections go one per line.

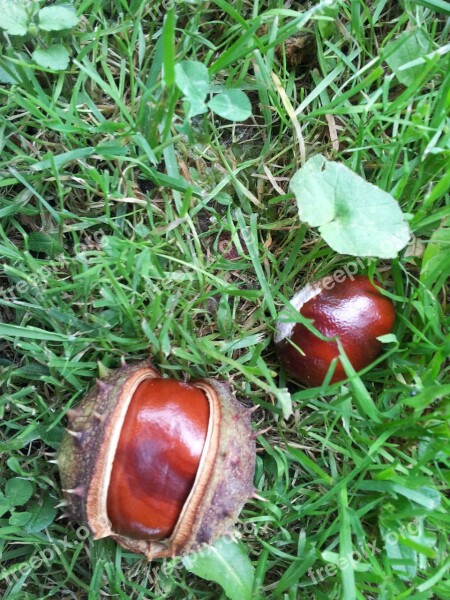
(275, 275), (395, 387)
(57, 360), (256, 559)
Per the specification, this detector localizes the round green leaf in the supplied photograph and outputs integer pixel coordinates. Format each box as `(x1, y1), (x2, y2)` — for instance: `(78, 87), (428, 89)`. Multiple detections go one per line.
(38, 5), (79, 31)
(175, 61), (210, 118)
(207, 90), (252, 122)
(290, 154), (411, 258)
(32, 46), (70, 71)
(9, 511), (32, 526)
(24, 496), (57, 533)
(0, 492), (11, 517)
(0, 3), (29, 36)
(5, 478), (34, 506)
(28, 231), (64, 257)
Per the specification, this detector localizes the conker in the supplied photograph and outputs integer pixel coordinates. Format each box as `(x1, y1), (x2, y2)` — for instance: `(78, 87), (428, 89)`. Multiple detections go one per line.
(275, 275), (395, 387)
(57, 360), (256, 559)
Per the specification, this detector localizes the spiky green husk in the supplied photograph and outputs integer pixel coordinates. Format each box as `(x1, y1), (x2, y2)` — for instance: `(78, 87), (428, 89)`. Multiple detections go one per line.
(57, 361), (256, 560)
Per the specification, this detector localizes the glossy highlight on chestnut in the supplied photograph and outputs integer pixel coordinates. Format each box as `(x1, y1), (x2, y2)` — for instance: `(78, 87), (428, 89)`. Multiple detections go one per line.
(275, 275), (396, 387)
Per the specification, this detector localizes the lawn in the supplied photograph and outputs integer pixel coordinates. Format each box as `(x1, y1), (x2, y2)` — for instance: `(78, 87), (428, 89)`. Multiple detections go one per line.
(0, 0), (449, 599)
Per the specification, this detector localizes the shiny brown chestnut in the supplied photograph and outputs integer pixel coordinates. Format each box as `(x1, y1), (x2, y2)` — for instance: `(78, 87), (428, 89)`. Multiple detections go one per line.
(275, 275), (395, 387)
(57, 360), (256, 559)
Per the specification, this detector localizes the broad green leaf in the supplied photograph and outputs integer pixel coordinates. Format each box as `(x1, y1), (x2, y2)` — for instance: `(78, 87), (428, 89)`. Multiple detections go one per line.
(420, 226), (450, 290)
(175, 61), (210, 118)
(384, 30), (432, 87)
(0, 2), (29, 35)
(24, 496), (57, 532)
(290, 154), (411, 258)
(0, 492), (11, 517)
(32, 45), (70, 71)
(5, 478), (34, 506)
(28, 232), (64, 257)
(184, 538), (255, 600)
(317, 1), (339, 39)
(9, 511), (32, 526)
(208, 90), (252, 122)
(38, 5), (79, 31)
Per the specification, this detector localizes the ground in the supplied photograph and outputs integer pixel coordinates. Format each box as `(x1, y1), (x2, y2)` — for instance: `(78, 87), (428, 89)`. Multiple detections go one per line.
(0, 1), (449, 599)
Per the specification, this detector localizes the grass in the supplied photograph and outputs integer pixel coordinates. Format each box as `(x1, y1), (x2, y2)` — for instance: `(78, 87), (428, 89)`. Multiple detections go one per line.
(1, 0), (449, 598)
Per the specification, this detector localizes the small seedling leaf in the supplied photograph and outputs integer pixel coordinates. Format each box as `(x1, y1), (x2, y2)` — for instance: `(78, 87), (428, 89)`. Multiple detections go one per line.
(32, 45), (70, 71)
(208, 90), (252, 122)
(184, 537), (255, 600)
(24, 496), (57, 533)
(316, 1), (339, 39)
(175, 60), (210, 118)
(290, 154), (411, 258)
(5, 478), (34, 506)
(38, 5), (79, 31)
(274, 387), (293, 419)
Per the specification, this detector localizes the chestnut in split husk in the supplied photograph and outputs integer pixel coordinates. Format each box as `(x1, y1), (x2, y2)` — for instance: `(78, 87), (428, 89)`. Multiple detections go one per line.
(57, 360), (256, 559)
(275, 275), (395, 387)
